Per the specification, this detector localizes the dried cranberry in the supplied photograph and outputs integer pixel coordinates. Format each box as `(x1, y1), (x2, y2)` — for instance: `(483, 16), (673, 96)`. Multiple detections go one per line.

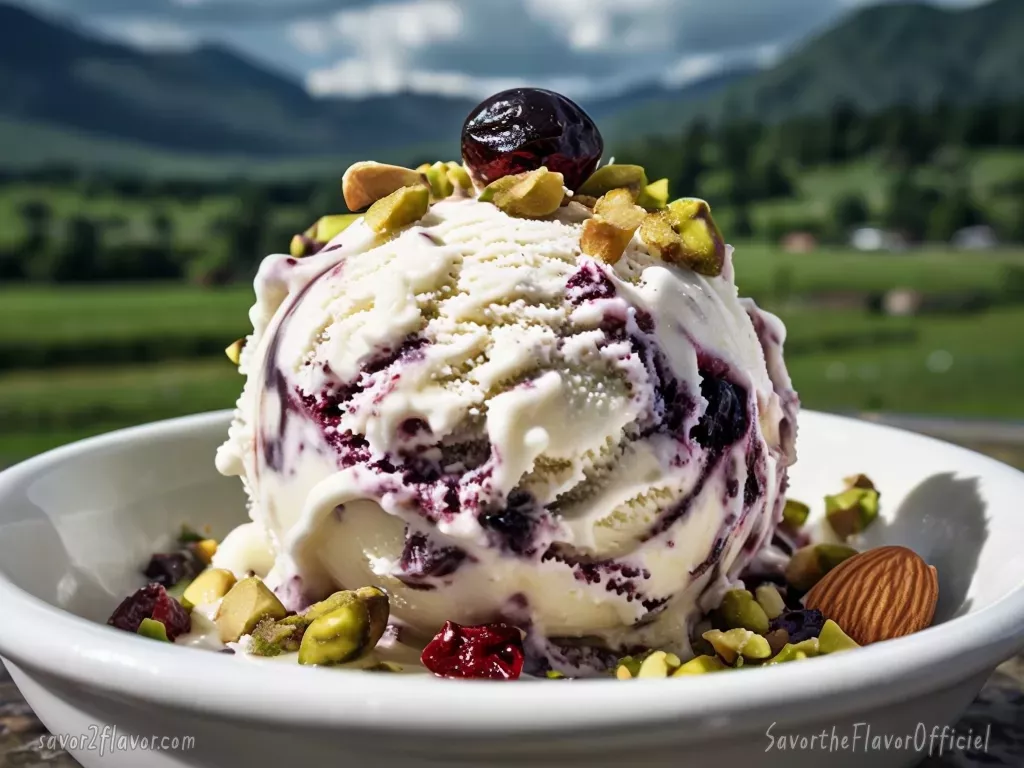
(690, 376), (749, 454)
(143, 551), (203, 587)
(420, 621), (524, 680)
(461, 88), (603, 191)
(769, 608), (825, 643)
(108, 584), (191, 641)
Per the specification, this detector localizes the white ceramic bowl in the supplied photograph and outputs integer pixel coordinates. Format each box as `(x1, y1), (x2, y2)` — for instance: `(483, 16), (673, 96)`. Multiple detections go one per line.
(1, 411), (1023, 768)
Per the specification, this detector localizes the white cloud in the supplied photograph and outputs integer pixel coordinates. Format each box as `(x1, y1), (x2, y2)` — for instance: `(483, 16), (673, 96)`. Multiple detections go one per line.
(100, 19), (197, 50)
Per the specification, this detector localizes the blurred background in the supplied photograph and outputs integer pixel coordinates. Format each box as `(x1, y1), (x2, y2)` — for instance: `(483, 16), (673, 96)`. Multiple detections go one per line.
(0, 0), (1023, 469)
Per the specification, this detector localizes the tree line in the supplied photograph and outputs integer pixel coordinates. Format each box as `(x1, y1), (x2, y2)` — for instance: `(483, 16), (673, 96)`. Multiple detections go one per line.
(2, 99), (1023, 284)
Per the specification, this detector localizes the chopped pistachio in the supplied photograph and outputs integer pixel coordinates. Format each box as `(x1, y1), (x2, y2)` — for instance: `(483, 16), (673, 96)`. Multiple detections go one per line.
(640, 198), (726, 276)
(364, 185), (430, 236)
(702, 628), (771, 665)
(193, 539), (218, 565)
(366, 661), (403, 673)
(713, 589), (770, 634)
(635, 650), (682, 679)
(225, 338), (245, 366)
(298, 592), (388, 666)
(637, 178), (670, 211)
(754, 584), (787, 621)
(825, 487), (880, 539)
(215, 576), (287, 643)
(577, 164), (648, 199)
(137, 618), (170, 642)
(782, 499), (811, 528)
(249, 617), (301, 656)
(446, 162), (473, 191)
(481, 168), (565, 218)
(419, 161), (455, 200)
(672, 654), (728, 676)
(182, 568), (236, 611)
(342, 161), (426, 211)
(766, 639), (820, 665)
(817, 619), (859, 654)
(612, 651), (651, 680)
(785, 543), (859, 592)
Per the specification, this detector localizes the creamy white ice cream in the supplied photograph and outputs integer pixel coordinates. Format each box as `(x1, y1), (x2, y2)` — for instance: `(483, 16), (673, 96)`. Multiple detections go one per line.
(215, 194), (797, 673)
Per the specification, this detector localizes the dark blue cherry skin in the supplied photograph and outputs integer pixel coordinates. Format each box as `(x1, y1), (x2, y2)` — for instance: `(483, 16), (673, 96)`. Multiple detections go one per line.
(461, 88), (604, 192)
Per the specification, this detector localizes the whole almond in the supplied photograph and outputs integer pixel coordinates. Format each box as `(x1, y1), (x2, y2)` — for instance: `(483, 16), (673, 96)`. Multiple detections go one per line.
(803, 546), (938, 645)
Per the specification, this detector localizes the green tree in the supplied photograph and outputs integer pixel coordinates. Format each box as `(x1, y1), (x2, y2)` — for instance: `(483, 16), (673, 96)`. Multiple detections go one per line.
(882, 173), (935, 240)
(830, 193), (870, 241)
(927, 188), (983, 243)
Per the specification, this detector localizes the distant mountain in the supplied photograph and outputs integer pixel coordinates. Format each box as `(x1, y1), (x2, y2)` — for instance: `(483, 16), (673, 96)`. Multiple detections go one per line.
(0, 2), (474, 158)
(3, 0), (1021, 169)
(697, 0), (1024, 123)
(0, 2), (745, 166)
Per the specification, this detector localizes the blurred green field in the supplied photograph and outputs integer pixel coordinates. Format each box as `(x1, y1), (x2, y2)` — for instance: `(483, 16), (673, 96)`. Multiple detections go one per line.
(2, 245), (1024, 466)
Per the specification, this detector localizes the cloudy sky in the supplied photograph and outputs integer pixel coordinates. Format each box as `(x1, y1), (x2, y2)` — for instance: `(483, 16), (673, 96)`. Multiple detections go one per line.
(15, 0), (983, 99)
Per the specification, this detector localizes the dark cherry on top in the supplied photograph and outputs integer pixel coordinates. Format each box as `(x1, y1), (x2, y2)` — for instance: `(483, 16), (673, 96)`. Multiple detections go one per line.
(461, 88), (603, 192)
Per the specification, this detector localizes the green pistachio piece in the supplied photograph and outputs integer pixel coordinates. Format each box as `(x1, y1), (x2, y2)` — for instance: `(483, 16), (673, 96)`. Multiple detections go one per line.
(785, 543), (859, 592)
(613, 651), (652, 680)
(364, 185), (430, 236)
(782, 499), (810, 528)
(248, 617), (301, 657)
(635, 650), (682, 679)
(702, 628), (771, 665)
(446, 162), (473, 191)
(672, 654), (728, 675)
(640, 198), (726, 276)
(215, 577), (287, 643)
(419, 162), (455, 200)
(342, 161), (426, 211)
(137, 618), (170, 642)
(225, 338), (245, 366)
(280, 587), (389, 644)
(181, 568), (236, 611)
(290, 214), (359, 257)
(366, 661), (403, 673)
(754, 585), (787, 621)
(637, 178), (670, 211)
(713, 589), (770, 634)
(577, 164), (648, 199)
(825, 487), (880, 539)
(298, 594), (387, 666)
(817, 619), (860, 654)
(480, 168), (565, 218)
(766, 642), (814, 665)
(546, 670), (566, 679)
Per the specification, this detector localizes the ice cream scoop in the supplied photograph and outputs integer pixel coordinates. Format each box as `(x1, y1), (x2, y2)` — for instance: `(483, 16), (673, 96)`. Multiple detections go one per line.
(215, 90), (798, 674)
(216, 194), (796, 672)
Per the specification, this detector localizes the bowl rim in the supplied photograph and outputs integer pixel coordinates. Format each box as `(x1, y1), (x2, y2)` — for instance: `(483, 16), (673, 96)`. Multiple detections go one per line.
(1, 410), (1024, 735)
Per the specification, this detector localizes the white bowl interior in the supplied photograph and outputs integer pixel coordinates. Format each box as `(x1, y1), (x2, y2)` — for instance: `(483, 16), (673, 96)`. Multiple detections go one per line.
(0, 410), (1021, 633)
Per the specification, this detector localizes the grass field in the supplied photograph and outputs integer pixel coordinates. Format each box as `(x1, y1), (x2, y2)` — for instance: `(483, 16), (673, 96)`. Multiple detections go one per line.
(2, 245), (1024, 466)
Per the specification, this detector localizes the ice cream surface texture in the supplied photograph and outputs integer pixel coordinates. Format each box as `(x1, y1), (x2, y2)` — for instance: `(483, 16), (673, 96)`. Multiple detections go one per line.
(215, 190), (797, 673)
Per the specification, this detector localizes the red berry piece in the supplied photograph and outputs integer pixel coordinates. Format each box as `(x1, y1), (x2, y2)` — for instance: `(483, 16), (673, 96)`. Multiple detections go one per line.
(107, 583), (191, 641)
(420, 621), (525, 680)
(461, 88), (603, 191)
